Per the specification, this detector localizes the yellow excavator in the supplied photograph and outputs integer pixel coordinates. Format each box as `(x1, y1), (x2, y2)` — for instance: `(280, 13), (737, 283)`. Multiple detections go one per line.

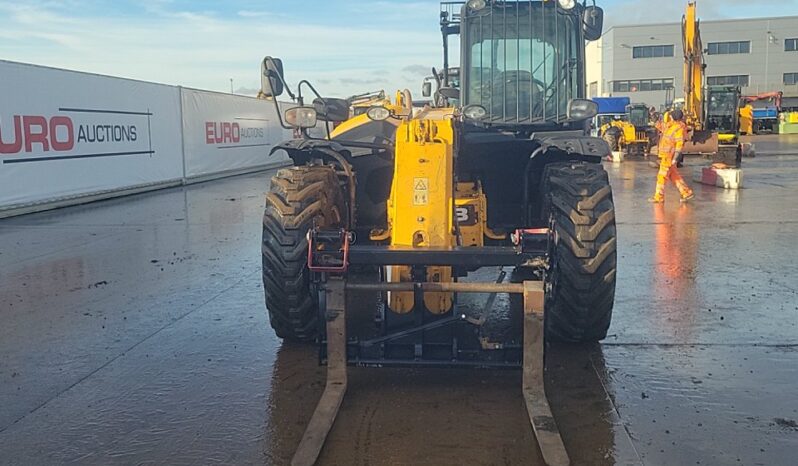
(260, 2), (613, 465)
(677, 2), (742, 167)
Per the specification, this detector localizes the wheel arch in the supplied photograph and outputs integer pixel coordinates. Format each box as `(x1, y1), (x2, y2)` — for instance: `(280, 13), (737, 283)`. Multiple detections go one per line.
(271, 139), (394, 234)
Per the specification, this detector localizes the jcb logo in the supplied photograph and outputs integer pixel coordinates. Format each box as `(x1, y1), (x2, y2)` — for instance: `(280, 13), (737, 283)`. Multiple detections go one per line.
(0, 116), (74, 154)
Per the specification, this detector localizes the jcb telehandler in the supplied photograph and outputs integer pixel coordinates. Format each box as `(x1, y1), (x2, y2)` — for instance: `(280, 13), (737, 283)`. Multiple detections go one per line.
(260, 2), (613, 464)
(600, 103), (657, 156)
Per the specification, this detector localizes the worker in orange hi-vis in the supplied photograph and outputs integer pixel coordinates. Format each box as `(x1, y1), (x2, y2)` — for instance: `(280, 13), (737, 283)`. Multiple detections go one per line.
(648, 109), (695, 204)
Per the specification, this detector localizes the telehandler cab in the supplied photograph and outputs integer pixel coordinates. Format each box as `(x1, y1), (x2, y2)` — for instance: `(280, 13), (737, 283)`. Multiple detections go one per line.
(260, 2), (615, 464)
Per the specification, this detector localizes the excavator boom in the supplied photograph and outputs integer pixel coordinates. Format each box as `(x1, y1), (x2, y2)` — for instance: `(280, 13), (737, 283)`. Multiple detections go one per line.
(682, 2), (704, 129)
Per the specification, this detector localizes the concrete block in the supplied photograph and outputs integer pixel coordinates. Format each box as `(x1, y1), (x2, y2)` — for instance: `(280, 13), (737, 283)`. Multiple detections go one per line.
(610, 151), (624, 163)
(779, 122), (798, 134)
(694, 166), (743, 189)
(741, 143), (755, 158)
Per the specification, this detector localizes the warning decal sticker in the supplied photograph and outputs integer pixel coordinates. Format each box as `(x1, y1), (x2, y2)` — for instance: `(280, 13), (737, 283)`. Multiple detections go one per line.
(413, 177), (429, 206)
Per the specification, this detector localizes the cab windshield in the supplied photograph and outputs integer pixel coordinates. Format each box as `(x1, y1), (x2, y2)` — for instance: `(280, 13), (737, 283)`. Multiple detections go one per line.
(463, 2), (580, 124)
(708, 91), (738, 116)
(628, 107), (649, 127)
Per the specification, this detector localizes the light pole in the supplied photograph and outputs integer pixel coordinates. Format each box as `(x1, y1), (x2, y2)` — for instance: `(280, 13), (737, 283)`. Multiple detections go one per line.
(230, 78), (234, 94)
(764, 21), (777, 92)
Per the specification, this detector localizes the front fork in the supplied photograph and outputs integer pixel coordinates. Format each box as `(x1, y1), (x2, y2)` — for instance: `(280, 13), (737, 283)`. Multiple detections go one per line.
(293, 273), (570, 466)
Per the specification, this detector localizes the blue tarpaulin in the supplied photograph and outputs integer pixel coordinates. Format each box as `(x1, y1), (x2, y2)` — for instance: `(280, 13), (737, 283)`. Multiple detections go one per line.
(593, 97), (631, 115)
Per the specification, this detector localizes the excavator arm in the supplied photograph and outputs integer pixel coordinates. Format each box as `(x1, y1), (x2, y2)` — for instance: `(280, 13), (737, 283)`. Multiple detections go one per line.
(682, 2), (705, 130)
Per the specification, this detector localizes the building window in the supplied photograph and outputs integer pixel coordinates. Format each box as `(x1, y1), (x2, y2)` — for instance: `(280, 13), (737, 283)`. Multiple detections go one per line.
(632, 45), (674, 59)
(787, 38), (798, 52)
(612, 78), (674, 92)
(785, 73), (798, 86)
(707, 41), (750, 55)
(707, 75), (749, 87)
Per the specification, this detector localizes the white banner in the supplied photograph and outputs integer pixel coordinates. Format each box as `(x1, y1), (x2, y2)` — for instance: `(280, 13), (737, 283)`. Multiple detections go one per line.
(0, 60), (184, 209)
(181, 89), (291, 179)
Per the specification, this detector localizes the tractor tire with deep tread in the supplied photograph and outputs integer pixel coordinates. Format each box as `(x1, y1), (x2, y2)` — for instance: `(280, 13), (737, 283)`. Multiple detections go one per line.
(602, 128), (621, 152)
(540, 162), (617, 342)
(261, 165), (347, 342)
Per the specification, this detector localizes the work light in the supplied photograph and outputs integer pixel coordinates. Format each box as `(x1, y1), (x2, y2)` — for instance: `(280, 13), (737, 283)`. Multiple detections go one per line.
(284, 106), (318, 128)
(466, 0), (487, 11)
(366, 106), (391, 121)
(557, 0), (576, 10)
(463, 104), (488, 120)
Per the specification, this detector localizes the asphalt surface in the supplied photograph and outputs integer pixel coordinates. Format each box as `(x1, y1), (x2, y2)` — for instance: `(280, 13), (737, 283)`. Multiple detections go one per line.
(1, 134), (797, 465)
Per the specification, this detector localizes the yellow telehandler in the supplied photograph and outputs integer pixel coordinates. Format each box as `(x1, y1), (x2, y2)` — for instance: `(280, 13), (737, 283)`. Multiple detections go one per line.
(599, 103), (657, 156)
(260, 2), (614, 465)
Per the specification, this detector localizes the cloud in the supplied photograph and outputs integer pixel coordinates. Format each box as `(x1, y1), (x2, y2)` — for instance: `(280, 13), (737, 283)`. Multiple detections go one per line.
(348, 1), (438, 21)
(234, 86), (261, 96)
(237, 10), (269, 17)
(0, 0), (441, 97)
(402, 64), (432, 76)
(339, 77), (384, 85)
(603, 0), (796, 27)
(6, 0), (792, 99)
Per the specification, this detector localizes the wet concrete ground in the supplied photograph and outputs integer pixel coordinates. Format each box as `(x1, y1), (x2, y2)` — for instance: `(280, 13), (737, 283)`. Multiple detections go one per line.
(1, 134), (797, 465)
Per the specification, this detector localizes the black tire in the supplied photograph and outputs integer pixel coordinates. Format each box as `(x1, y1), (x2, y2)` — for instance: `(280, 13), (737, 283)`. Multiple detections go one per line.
(602, 128), (621, 152)
(262, 165), (347, 341)
(646, 130), (659, 156)
(539, 162), (617, 342)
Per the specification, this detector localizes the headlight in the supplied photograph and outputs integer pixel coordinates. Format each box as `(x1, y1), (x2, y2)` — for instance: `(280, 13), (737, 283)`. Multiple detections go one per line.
(366, 106), (391, 121)
(557, 0), (576, 10)
(567, 99), (599, 120)
(284, 106), (317, 128)
(463, 104), (488, 120)
(467, 0), (487, 11)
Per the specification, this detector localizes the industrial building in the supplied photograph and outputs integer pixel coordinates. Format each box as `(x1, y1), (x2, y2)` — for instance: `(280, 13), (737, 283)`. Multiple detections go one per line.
(587, 15), (798, 108)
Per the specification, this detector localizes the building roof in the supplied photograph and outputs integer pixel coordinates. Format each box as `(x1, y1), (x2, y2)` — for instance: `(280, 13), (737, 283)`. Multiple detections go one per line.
(606, 14), (798, 33)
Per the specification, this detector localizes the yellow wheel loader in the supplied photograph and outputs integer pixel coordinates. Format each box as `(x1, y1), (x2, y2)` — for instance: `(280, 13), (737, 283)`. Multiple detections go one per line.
(260, 2), (614, 465)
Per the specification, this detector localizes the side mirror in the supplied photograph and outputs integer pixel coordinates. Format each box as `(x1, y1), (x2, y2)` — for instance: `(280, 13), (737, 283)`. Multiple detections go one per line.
(422, 82), (432, 98)
(261, 56), (284, 98)
(438, 87), (459, 100)
(583, 6), (604, 42)
(313, 98), (350, 123)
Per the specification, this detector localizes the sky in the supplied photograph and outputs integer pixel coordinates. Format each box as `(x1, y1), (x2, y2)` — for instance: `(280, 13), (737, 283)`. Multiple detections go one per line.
(2, 0), (798, 98)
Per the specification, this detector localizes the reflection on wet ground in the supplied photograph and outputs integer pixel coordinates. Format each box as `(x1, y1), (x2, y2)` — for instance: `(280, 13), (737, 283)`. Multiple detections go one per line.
(1, 135), (797, 465)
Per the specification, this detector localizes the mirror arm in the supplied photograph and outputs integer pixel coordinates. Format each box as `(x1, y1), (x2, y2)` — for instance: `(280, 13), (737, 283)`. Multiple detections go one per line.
(298, 80), (326, 105)
(271, 97), (293, 131)
(298, 80), (335, 138)
(262, 68), (296, 131)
